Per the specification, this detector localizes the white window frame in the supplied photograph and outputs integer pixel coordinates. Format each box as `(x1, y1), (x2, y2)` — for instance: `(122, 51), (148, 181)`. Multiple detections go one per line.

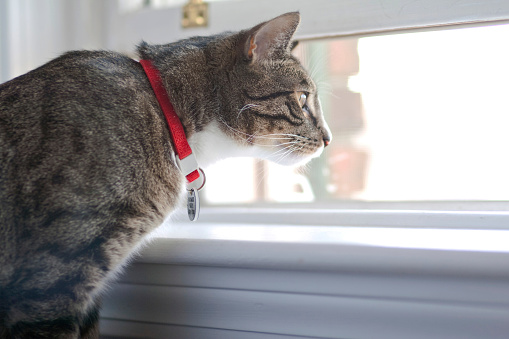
(110, 0), (509, 50)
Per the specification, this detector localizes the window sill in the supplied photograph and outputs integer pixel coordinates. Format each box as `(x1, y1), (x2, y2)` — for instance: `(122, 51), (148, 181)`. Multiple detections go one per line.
(100, 208), (509, 339)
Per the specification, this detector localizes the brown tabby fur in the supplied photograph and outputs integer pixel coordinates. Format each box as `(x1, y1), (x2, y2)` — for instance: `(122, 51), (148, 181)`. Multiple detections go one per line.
(0, 12), (331, 338)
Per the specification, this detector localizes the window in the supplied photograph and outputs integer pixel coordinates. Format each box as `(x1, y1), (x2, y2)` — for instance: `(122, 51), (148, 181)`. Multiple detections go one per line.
(205, 24), (509, 204)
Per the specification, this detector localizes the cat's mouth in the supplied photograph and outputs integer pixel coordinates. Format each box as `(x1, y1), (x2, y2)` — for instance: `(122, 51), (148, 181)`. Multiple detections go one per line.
(273, 142), (324, 167)
(252, 136), (325, 167)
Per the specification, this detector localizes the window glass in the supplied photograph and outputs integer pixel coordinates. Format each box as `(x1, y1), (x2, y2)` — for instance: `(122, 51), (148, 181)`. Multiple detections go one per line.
(204, 23), (509, 204)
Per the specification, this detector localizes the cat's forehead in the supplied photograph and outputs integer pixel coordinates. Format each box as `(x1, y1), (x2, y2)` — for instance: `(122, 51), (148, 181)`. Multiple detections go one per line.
(286, 57), (316, 90)
(238, 53), (316, 95)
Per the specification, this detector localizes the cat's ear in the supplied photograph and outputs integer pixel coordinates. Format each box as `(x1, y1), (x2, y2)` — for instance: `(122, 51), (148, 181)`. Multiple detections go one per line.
(244, 12), (300, 63)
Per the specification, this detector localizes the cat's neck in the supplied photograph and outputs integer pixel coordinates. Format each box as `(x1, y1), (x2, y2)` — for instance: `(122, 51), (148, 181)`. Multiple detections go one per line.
(138, 39), (222, 141)
(138, 38), (236, 168)
(187, 120), (253, 168)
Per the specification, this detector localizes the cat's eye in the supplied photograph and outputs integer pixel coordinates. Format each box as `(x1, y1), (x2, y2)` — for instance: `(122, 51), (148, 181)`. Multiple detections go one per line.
(297, 91), (311, 119)
(298, 92), (307, 107)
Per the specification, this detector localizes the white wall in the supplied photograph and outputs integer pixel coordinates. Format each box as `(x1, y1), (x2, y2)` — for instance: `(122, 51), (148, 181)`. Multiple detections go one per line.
(0, 0), (111, 83)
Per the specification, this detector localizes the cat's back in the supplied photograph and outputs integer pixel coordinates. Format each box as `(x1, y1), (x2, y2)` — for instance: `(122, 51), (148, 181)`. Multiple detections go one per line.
(0, 50), (144, 120)
(0, 50), (175, 270)
(0, 50), (153, 192)
(0, 50), (146, 145)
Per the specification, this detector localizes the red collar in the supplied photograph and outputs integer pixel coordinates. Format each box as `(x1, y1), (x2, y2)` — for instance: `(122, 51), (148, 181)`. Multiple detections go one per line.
(139, 59), (201, 184)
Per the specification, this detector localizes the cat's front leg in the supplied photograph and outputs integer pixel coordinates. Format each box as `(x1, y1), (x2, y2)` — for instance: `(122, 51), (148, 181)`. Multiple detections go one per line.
(3, 299), (100, 339)
(78, 299), (100, 339)
(7, 318), (81, 339)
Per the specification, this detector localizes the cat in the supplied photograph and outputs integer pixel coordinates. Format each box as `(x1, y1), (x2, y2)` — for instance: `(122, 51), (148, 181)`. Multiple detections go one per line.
(0, 11), (331, 338)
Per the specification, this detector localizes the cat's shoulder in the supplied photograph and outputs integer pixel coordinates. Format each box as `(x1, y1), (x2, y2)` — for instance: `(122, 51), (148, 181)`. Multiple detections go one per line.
(0, 49), (144, 96)
(49, 50), (140, 76)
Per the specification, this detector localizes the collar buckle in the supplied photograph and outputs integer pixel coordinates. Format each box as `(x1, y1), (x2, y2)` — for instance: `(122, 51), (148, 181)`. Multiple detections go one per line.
(176, 152), (206, 191)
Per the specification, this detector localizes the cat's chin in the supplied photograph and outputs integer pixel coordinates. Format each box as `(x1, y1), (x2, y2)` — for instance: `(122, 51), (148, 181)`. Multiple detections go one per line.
(253, 144), (324, 168)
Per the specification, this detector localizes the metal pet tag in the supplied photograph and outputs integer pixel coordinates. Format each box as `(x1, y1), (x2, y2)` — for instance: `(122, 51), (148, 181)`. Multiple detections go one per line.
(187, 188), (200, 221)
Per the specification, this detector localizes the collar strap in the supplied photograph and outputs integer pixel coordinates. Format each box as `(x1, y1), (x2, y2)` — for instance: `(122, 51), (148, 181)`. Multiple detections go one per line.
(139, 59), (201, 184)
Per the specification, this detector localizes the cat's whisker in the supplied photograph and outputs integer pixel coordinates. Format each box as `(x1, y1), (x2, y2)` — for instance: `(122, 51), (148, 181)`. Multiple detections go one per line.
(228, 128), (297, 141)
(326, 91), (343, 100)
(218, 118), (267, 146)
(305, 48), (328, 81)
(264, 143), (294, 158)
(261, 133), (302, 139)
(314, 81), (346, 102)
(270, 143), (305, 162)
(251, 132), (310, 144)
(276, 146), (300, 163)
(283, 146), (306, 163)
(315, 80), (333, 94)
(236, 103), (258, 121)
(239, 133), (296, 147)
(218, 118), (303, 146)
(276, 141), (301, 147)
(223, 114), (309, 160)
(257, 136), (295, 140)
(270, 144), (298, 158)
(306, 50), (324, 79)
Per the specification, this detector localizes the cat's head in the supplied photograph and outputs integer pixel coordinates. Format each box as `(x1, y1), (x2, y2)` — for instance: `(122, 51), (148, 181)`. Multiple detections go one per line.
(193, 12), (331, 168)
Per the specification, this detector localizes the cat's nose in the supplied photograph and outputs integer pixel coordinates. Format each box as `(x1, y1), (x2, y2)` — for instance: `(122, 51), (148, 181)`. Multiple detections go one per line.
(323, 136), (331, 147)
(322, 124), (332, 147)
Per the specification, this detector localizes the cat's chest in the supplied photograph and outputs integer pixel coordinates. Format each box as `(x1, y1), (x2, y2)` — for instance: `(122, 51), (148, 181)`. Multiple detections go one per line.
(188, 121), (255, 167)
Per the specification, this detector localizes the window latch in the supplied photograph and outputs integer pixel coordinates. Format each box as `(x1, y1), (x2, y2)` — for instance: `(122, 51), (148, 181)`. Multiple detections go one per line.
(182, 0), (208, 28)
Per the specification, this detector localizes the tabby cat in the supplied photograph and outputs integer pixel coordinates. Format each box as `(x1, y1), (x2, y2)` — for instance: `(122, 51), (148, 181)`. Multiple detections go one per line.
(0, 12), (331, 338)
